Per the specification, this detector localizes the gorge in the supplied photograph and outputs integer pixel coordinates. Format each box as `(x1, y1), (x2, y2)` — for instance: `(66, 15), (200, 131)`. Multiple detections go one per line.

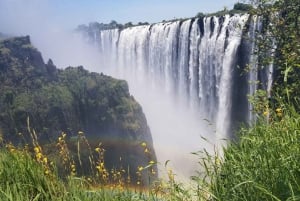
(78, 14), (273, 177)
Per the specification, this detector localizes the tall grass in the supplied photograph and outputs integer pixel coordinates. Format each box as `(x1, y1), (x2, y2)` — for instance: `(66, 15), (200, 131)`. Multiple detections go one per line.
(0, 132), (190, 201)
(0, 150), (65, 200)
(0, 150), (162, 201)
(196, 107), (300, 200)
(1, 106), (300, 200)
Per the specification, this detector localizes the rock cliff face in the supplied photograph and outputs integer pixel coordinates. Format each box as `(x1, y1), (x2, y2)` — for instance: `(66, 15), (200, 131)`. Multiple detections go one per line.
(0, 36), (157, 184)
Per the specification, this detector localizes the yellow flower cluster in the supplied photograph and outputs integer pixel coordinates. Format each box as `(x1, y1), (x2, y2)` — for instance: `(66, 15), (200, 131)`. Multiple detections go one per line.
(94, 143), (110, 183)
(33, 145), (52, 175)
(110, 167), (126, 189)
(276, 108), (283, 117)
(56, 132), (76, 176)
(141, 141), (157, 175)
(263, 107), (283, 119)
(3, 128), (159, 190)
(127, 141), (158, 186)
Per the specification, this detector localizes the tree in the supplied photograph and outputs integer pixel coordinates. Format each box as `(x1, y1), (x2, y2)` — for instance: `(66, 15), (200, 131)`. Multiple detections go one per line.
(195, 12), (205, 18)
(109, 20), (118, 28)
(124, 22), (133, 28)
(248, 0), (300, 109)
(233, 2), (253, 11)
(137, 22), (149, 26)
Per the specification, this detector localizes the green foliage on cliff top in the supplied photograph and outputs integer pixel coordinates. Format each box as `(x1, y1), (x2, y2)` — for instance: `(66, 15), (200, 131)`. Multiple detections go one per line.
(0, 36), (149, 142)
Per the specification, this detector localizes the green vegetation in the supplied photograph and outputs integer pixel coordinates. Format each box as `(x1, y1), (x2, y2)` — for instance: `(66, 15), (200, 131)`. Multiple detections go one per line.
(233, 3), (253, 12)
(249, 0), (300, 110)
(0, 131), (189, 201)
(0, 36), (157, 186)
(195, 109), (300, 200)
(1, 108), (299, 200)
(0, 151), (64, 200)
(0, 150), (153, 201)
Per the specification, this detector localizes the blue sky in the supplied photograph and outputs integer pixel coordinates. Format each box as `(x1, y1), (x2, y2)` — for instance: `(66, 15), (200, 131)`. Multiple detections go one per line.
(0, 0), (240, 33)
(50, 0), (240, 26)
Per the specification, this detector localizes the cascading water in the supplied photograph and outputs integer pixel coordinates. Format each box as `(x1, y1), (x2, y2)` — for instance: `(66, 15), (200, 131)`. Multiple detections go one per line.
(82, 14), (271, 178)
(237, 15), (274, 125)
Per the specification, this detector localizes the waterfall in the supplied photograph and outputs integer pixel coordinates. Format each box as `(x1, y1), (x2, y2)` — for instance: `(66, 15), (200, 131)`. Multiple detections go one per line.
(82, 14), (271, 177)
(247, 15), (261, 123)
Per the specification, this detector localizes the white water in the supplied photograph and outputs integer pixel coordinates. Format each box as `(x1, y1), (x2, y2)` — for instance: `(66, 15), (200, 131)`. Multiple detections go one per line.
(89, 14), (252, 178)
(215, 14), (248, 144)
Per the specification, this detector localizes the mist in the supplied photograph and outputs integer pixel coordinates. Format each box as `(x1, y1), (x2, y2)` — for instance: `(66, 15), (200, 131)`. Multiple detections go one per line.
(0, 0), (101, 70)
(99, 53), (217, 179)
(120, 75), (216, 179)
(0, 0), (217, 179)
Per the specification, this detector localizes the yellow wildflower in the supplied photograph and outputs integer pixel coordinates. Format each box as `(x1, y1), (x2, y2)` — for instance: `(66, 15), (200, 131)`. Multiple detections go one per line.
(149, 160), (155, 165)
(276, 108), (283, 117)
(34, 146), (40, 153)
(71, 168), (76, 173)
(138, 166), (143, 171)
(36, 152), (42, 160)
(141, 142), (147, 147)
(43, 157), (48, 164)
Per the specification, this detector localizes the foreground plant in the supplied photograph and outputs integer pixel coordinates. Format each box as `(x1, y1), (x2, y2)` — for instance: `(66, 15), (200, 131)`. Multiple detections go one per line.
(0, 151), (65, 201)
(195, 108), (300, 201)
